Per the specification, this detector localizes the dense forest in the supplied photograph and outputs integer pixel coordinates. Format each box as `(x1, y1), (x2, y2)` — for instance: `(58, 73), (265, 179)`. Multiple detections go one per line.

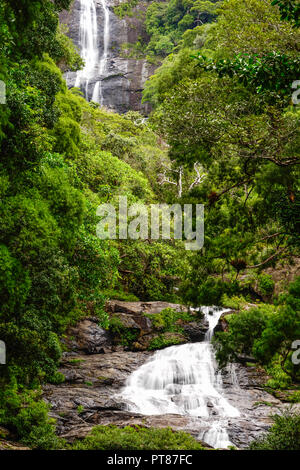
(0, 0), (299, 451)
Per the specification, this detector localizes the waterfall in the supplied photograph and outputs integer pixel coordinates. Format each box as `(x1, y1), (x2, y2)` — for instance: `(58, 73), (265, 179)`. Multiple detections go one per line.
(119, 307), (240, 449)
(75, 0), (110, 104)
(75, 0), (98, 98)
(92, 0), (110, 104)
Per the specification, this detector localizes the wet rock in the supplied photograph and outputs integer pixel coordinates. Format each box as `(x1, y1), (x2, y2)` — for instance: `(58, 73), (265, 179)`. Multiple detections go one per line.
(44, 343), (300, 449)
(63, 317), (112, 354)
(183, 320), (209, 342)
(44, 303), (300, 449)
(111, 312), (152, 332)
(44, 350), (151, 424)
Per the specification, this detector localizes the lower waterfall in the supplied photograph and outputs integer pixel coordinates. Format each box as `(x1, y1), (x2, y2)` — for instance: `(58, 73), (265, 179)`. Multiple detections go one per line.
(120, 307), (241, 449)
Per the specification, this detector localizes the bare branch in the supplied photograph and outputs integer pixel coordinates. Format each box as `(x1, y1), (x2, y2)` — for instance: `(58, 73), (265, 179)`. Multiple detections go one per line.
(189, 162), (207, 191)
(246, 247), (288, 269)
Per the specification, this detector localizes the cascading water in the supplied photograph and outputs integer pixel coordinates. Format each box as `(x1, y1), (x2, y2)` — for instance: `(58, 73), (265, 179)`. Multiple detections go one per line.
(75, 0), (110, 104)
(119, 307), (240, 449)
(75, 0), (99, 98)
(92, 0), (110, 104)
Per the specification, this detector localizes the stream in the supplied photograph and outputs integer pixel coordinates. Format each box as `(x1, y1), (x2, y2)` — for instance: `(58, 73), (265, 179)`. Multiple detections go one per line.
(120, 308), (241, 448)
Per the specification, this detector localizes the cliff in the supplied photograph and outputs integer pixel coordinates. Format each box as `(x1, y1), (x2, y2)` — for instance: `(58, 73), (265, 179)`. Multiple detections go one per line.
(60, 0), (158, 114)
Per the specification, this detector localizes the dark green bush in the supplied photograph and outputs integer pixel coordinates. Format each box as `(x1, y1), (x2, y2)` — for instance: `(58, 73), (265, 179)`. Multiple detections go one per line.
(148, 334), (184, 350)
(147, 307), (193, 333)
(109, 316), (140, 347)
(0, 383), (63, 450)
(249, 411), (300, 450)
(70, 425), (204, 450)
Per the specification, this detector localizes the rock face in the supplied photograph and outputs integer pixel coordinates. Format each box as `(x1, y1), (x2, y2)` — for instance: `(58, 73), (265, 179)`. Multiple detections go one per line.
(62, 317), (112, 354)
(106, 300), (208, 350)
(183, 321), (209, 342)
(60, 0), (158, 114)
(106, 300), (188, 316)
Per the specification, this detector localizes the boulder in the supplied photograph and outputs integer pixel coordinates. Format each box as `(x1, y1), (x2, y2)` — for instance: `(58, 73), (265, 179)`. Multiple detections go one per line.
(183, 320), (209, 342)
(63, 317), (112, 354)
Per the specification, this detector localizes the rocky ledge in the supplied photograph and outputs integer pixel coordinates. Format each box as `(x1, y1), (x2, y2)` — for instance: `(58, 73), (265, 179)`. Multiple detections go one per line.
(62, 301), (209, 354)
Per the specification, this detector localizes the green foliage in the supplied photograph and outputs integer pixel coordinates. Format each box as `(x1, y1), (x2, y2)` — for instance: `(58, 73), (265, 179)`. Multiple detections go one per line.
(148, 307), (193, 333)
(249, 410), (300, 450)
(114, 0), (139, 18)
(253, 277), (300, 380)
(144, 0), (218, 57)
(70, 425), (204, 450)
(213, 304), (274, 367)
(220, 294), (248, 310)
(52, 24), (84, 72)
(194, 52), (300, 106)
(0, 0), (184, 449)
(258, 273), (275, 296)
(145, 0), (300, 316)
(117, 239), (191, 301)
(286, 391), (300, 403)
(271, 0), (300, 27)
(1, 0), (299, 450)
(148, 334), (185, 350)
(102, 289), (139, 301)
(0, 383), (63, 449)
(109, 316), (140, 347)
(265, 359), (292, 389)
(214, 278), (300, 384)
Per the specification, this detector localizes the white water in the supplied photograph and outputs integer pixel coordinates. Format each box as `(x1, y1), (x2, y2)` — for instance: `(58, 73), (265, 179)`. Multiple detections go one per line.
(120, 307), (240, 449)
(75, 0), (110, 104)
(75, 0), (98, 97)
(92, 0), (110, 104)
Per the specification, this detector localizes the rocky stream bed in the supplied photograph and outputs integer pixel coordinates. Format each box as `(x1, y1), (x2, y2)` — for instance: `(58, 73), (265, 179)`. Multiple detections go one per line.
(43, 301), (299, 449)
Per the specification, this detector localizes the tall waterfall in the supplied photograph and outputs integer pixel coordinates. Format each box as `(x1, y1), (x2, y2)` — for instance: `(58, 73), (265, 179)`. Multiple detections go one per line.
(120, 307), (240, 449)
(92, 0), (110, 104)
(75, 0), (110, 103)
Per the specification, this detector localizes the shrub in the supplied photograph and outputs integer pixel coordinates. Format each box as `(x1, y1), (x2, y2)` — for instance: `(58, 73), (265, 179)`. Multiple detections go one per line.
(0, 384), (63, 450)
(213, 304), (274, 367)
(220, 294), (248, 310)
(147, 308), (193, 334)
(109, 316), (140, 347)
(148, 334), (185, 350)
(70, 425), (204, 450)
(249, 411), (300, 450)
(258, 273), (275, 296)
